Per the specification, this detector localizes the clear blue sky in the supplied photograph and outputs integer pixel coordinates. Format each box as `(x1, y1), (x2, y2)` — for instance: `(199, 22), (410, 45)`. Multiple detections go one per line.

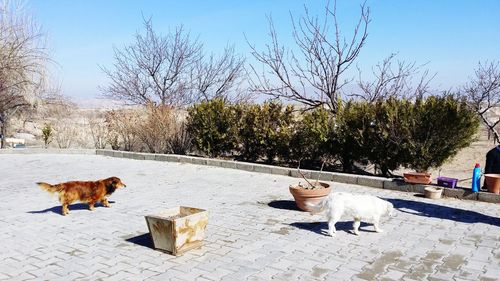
(29, 0), (500, 101)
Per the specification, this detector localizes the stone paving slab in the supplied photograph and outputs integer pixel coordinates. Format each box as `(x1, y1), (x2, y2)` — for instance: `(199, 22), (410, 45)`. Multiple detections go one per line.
(0, 154), (499, 280)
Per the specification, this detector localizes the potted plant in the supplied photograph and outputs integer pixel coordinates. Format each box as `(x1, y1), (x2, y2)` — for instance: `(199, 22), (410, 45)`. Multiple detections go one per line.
(289, 163), (332, 212)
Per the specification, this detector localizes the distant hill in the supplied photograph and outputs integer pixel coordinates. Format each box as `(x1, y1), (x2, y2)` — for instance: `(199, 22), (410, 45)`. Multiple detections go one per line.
(72, 98), (130, 109)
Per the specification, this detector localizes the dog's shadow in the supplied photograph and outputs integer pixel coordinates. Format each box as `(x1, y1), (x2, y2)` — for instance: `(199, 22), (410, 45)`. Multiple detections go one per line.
(290, 221), (373, 236)
(385, 198), (500, 227)
(28, 201), (115, 215)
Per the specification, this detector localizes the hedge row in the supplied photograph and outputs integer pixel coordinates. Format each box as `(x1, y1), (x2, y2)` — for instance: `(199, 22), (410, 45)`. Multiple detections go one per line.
(186, 96), (479, 176)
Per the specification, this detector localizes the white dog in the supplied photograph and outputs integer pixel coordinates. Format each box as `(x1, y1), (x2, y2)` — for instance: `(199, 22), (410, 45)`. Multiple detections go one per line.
(307, 192), (394, 236)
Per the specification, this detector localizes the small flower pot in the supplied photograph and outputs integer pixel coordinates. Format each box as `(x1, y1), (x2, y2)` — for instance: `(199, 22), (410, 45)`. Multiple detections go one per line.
(289, 182), (331, 212)
(404, 172), (432, 184)
(145, 206), (208, 255)
(483, 174), (500, 194)
(424, 186), (443, 199)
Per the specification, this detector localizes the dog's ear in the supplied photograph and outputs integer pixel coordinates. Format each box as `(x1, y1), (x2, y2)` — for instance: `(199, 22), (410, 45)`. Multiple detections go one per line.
(105, 180), (117, 194)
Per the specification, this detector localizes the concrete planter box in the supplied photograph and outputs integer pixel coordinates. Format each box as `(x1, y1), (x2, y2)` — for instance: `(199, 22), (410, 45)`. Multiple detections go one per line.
(145, 206), (208, 256)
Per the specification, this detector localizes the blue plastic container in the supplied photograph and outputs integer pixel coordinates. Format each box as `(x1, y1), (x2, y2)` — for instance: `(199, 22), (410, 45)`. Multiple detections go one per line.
(472, 163), (481, 193)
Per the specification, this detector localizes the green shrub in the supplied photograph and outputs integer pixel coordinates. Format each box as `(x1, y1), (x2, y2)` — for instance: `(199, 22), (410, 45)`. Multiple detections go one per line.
(365, 98), (413, 176)
(187, 98), (239, 157)
(334, 101), (373, 172)
(355, 96), (480, 175)
(236, 103), (263, 161)
(236, 101), (294, 163)
(308, 96), (479, 175)
(290, 107), (334, 165)
(260, 102), (295, 163)
(185, 96), (479, 175)
(402, 95), (479, 172)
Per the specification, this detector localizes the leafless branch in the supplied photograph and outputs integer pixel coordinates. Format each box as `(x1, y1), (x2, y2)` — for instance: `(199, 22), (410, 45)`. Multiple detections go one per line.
(192, 45), (249, 103)
(101, 18), (249, 107)
(461, 61), (500, 143)
(248, 0), (370, 113)
(354, 54), (435, 102)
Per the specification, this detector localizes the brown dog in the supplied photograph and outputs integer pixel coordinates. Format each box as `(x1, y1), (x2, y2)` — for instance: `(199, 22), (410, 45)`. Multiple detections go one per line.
(37, 177), (126, 215)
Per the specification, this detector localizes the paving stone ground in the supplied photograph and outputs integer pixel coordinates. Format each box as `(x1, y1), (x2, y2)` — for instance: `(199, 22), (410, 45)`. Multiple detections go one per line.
(0, 154), (499, 281)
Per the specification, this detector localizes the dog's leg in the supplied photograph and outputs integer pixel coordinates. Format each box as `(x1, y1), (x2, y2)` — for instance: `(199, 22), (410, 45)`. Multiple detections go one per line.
(327, 220), (337, 236)
(327, 211), (342, 237)
(62, 204), (69, 216)
(352, 219), (361, 235)
(59, 194), (70, 216)
(373, 218), (383, 233)
(102, 198), (111, 208)
(88, 202), (95, 211)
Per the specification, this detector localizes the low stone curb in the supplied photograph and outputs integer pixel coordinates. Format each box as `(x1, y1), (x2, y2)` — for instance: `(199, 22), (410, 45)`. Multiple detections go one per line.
(0, 148), (96, 155)
(2, 148), (498, 203)
(95, 150), (500, 204)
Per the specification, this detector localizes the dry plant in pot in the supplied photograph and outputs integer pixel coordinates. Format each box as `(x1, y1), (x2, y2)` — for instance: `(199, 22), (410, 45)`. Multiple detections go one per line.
(289, 162), (332, 212)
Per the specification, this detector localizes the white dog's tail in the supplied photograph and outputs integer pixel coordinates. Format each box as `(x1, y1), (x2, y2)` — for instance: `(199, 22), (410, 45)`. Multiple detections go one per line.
(306, 198), (328, 214)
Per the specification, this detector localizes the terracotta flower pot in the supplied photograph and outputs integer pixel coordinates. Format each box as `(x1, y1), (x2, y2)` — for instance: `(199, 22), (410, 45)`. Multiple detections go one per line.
(403, 172), (432, 184)
(289, 182), (331, 212)
(483, 174), (500, 194)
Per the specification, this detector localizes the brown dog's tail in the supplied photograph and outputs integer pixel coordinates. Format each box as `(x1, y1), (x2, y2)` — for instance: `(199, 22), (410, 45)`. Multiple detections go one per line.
(37, 182), (62, 194)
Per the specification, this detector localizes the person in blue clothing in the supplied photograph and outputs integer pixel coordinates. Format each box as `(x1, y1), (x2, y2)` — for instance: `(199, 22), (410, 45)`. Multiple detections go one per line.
(484, 145), (500, 189)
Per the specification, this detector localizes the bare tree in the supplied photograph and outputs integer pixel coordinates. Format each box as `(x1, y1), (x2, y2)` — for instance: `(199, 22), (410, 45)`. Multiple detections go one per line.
(192, 45), (248, 103)
(248, 0), (370, 113)
(101, 18), (247, 107)
(354, 54), (435, 102)
(462, 61), (500, 143)
(0, 1), (49, 148)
